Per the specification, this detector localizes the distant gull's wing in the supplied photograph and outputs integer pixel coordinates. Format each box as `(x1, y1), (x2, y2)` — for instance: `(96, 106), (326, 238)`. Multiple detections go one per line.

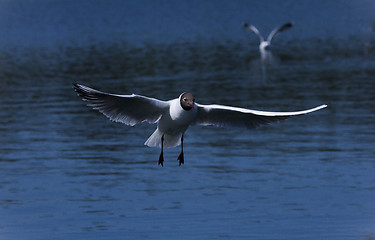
(267, 22), (293, 44)
(243, 22), (264, 43)
(195, 103), (327, 129)
(73, 83), (169, 126)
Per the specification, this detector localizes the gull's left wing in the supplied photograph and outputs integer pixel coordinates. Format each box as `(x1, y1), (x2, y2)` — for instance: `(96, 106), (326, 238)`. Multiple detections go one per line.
(267, 22), (293, 44)
(195, 103), (327, 129)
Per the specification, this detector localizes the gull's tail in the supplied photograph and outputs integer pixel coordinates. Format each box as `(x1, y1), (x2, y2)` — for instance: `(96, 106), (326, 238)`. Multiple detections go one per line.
(144, 129), (182, 148)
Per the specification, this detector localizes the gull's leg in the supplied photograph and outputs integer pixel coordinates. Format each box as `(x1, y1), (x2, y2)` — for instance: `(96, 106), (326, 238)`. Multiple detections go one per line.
(158, 134), (164, 167)
(177, 135), (184, 166)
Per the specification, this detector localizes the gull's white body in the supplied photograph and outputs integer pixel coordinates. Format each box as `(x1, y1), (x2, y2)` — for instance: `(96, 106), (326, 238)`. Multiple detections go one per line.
(259, 41), (270, 51)
(73, 83), (327, 149)
(145, 96), (198, 148)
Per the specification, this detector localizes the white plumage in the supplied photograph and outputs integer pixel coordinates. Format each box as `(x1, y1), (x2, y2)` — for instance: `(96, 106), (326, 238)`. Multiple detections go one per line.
(73, 83), (327, 166)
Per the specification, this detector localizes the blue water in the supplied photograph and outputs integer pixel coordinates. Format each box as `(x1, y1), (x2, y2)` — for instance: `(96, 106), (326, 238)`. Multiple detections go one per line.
(1, 0), (375, 239)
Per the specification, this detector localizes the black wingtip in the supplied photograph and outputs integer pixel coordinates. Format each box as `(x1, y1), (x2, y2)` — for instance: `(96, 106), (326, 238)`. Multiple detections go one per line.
(72, 82), (81, 89)
(285, 22), (294, 28)
(243, 22), (249, 28)
(72, 82), (80, 92)
(276, 22), (294, 33)
(72, 83), (89, 99)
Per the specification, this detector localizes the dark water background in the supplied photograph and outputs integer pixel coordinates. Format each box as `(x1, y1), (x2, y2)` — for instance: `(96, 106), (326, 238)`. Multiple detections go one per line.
(1, 0), (375, 239)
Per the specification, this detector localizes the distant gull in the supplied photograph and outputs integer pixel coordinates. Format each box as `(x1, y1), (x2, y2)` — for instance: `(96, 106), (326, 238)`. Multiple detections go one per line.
(73, 83), (327, 166)
(243, 22), (293, 51)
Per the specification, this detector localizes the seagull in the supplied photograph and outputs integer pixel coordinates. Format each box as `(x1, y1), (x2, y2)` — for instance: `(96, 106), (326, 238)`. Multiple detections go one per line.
(73, 83), (327, 166)
(243, 22), (293, 51)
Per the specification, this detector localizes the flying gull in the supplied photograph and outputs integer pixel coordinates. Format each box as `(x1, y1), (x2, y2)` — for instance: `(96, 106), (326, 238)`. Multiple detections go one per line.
(73, 83), (327, 166)
(243, 22), (293, 51)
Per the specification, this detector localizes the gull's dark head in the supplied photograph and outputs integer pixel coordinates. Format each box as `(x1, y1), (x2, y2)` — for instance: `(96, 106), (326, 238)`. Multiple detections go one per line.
(180, 92), (196, 111)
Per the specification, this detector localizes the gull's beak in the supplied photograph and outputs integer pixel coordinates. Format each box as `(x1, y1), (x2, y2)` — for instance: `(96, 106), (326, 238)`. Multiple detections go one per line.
(190, 102), (196, 110)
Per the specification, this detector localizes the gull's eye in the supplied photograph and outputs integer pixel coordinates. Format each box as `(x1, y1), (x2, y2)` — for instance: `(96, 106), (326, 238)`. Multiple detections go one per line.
(183, 98), (187, 101)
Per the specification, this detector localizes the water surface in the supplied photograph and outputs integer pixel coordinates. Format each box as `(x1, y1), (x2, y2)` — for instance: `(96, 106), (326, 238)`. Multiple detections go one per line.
(1, 1), (375, 239)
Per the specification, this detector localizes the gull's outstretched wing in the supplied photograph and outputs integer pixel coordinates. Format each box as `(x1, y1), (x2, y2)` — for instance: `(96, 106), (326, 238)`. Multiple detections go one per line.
(73, 83), (169, 126)
(195, 103), (327, 129)
(267, 22), (293, 44)
(243, 22), (264, 43)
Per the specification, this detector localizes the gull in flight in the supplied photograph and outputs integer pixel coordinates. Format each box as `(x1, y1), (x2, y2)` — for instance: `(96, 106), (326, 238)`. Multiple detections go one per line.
(73, 83), (327, 166)
(243, 22), (293, 51)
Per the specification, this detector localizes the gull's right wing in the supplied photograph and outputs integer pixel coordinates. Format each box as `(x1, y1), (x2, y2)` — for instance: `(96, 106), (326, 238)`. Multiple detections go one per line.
(73, 83), (169, 126)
